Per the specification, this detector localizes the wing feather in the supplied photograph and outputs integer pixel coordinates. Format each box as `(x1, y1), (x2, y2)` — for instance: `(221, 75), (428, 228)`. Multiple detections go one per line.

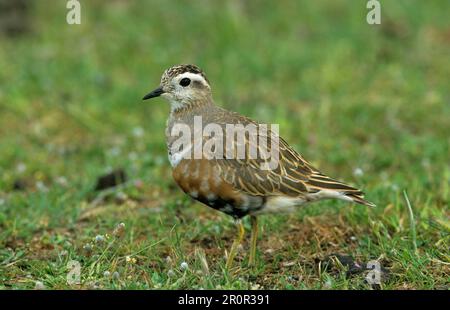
(202, 108), (373, 206)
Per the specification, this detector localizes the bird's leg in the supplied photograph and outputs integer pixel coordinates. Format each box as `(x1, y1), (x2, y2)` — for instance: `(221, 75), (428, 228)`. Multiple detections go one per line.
(249, 216), (258, 266)
(226, 219), (245, 270)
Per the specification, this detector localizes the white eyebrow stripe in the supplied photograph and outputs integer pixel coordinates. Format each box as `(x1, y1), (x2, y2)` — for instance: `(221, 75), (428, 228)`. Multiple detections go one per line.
(177, 72), (209, 87)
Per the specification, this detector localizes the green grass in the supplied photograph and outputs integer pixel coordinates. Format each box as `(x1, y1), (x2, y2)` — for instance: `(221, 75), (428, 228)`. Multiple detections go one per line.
(0, 0), (449, 289)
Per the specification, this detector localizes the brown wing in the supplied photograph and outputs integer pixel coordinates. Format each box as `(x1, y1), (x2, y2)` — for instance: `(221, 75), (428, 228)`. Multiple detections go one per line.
(212, 130), (319, 198)
(205, 109), (373, 206)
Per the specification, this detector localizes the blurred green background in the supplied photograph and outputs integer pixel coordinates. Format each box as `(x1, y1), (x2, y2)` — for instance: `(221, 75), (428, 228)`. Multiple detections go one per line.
(0, 0), (448, 289)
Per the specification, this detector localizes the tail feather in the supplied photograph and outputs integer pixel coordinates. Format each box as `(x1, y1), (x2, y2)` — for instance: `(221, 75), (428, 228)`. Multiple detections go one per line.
(344, 192), (376, 207)
(307, 173), (375, 207)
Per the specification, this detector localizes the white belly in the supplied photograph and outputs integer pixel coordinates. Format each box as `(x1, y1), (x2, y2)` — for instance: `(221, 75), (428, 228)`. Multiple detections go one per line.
(252, 196), (307, 215)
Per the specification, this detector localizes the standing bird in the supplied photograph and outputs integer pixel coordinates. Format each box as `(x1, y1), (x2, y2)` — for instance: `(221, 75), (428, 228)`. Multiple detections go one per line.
(143, 64), (374, 269)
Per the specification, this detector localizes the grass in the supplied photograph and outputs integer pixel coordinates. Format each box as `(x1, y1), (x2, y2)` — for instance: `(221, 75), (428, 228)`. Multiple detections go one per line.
(0, 0), (449, 289)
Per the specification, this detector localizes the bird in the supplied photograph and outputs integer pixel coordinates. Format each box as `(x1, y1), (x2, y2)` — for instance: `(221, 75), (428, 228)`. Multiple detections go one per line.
(142, 64), (375, 269)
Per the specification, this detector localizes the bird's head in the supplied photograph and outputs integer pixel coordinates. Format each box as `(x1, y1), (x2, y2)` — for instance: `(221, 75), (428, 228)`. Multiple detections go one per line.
(143, 64), (212, 111)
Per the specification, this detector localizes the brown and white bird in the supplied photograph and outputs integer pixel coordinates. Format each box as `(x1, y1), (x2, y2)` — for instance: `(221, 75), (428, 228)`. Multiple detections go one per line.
(143, 64), (374, 269)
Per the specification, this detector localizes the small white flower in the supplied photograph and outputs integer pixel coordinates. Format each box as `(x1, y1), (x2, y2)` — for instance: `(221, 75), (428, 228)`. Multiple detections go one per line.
(165, 256), (173, 265)
(36, 181), (48, 192)
(128, 152), (138, 161)
(167, 269), (176, 277)
(16, 163), (26, 173)
(103, 271), (111, 278)
(112, 271), (120, 280)
(115, 192), (128, 202)
(180, 262), (189, 271)
(0, 198), (5, 206)
(132, 127), (144, 137)
(421, 158), (430, 168)
(55, 176), (68, 187)
(353, 168), (364, 177)
(95, 235), (105, 243)
(87, 281), (100, 289)
(34, 281), (45, 290)
(83, 243), (92, 252)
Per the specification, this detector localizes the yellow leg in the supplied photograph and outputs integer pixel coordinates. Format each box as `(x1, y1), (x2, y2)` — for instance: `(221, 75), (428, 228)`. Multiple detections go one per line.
(226, 220), (245, 270)
(249, 216), (258, 266)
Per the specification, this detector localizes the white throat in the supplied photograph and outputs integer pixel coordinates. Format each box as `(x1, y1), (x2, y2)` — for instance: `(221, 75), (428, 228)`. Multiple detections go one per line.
(168, 99), (185, 112)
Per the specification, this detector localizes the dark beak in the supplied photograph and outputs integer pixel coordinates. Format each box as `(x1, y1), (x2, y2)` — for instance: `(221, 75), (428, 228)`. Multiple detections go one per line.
(142, 86), (164, 100)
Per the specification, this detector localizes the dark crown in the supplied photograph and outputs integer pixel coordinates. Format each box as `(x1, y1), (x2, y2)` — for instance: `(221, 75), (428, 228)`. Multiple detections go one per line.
(162, 64), (209, 85)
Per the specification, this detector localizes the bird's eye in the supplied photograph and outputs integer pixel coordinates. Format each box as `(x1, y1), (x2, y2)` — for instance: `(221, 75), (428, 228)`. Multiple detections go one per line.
(179, 78), (191, 87)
